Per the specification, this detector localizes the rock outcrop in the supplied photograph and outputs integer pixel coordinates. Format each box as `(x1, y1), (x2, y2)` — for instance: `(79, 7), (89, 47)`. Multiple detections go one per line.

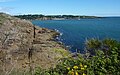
(0, 13), (69, 75)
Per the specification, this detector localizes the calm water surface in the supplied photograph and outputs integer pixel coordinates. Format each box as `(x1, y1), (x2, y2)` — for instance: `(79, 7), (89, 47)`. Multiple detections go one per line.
(32, 17), (120, 53)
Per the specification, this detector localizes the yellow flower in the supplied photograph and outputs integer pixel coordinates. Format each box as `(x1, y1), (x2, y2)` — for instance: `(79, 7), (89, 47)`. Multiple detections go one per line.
(82, 73), (86, 75)
(67, 67), (70, 70)
(84, 65), (87, 68)
(68, 71), (74, 75)
(71, 69), (74, 71)
(75, 71), (79, 75)
(80, 63), (83, 67)
(81, 67), (85, 70)
(73, 66), (78, 69)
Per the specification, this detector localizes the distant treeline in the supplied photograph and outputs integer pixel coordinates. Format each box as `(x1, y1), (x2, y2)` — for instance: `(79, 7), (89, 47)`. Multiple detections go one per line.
(14, 14), (101, 20)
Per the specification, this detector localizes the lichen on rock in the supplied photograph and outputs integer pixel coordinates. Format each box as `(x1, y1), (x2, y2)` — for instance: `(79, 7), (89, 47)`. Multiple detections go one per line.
(0, 13), (70, 74)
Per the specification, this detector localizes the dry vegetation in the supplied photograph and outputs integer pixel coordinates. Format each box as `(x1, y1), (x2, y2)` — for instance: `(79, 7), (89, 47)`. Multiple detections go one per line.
(0, 13), (70, 75)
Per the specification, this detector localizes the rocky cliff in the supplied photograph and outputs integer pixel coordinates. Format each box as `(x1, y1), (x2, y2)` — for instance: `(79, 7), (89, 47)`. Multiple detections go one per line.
(0, 13), (69, 75)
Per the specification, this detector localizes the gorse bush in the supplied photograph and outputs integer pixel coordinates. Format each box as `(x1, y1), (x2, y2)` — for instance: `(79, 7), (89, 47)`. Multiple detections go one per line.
(85, 38), (120, 56)
(85, 38), (102, 55)
(35, 56), (88, 75)
(34, 38), (120, 75)
(85, 38), (120, 75)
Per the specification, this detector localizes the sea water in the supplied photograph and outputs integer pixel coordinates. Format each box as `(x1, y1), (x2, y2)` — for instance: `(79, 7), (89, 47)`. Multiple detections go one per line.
(32, 17), (120, 53)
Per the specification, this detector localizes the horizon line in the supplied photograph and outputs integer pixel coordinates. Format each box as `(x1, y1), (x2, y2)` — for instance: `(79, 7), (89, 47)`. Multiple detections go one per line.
(1, 12), (120, 17)
(13, 14), (120, 17)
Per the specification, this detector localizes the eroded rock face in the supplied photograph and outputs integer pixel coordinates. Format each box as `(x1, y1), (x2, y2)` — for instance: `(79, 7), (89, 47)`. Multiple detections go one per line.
(0, 13), (69, 74)
(0, 13), (34, 74)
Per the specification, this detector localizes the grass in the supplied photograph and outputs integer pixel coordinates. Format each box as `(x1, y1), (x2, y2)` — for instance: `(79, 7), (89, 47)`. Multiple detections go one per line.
(53, 48), (70, 58)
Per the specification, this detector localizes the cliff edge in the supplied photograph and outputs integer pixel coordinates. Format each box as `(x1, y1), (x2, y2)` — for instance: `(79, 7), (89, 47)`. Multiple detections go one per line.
(0, 13), (69, 74)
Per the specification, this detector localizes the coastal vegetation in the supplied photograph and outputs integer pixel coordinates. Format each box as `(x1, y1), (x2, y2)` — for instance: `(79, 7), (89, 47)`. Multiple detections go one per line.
(14, 14), (101, 20)
(34, 38), (120, 75)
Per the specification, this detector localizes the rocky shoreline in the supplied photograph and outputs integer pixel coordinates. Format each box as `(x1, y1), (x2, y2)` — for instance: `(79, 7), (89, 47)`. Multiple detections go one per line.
(0, 13), (70, 74)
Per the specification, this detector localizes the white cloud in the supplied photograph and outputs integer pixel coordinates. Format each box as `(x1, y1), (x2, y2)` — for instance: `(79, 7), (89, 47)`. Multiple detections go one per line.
(0, 0), (15, 2)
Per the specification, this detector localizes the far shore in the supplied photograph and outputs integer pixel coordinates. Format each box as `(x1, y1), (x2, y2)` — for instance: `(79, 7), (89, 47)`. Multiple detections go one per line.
(14, 14), (102, 20)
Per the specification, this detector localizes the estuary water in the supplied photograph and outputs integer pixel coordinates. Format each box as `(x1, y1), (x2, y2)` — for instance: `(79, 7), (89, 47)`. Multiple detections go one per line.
(32, 17), (120, 53)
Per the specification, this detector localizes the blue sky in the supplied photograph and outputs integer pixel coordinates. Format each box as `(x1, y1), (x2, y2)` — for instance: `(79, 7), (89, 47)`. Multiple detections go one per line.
(0, 0), (120, 16)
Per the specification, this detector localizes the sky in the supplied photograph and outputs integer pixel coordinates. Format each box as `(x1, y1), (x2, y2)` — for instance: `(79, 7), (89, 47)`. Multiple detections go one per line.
(0, 0), (120, 16)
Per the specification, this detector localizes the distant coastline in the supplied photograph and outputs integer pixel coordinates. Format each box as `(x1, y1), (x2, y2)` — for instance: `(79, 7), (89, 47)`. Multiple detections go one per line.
(14, 14), (102, 20)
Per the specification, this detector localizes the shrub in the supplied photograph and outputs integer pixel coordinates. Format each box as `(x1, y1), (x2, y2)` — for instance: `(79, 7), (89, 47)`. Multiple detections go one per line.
(34, 38), (120, 75)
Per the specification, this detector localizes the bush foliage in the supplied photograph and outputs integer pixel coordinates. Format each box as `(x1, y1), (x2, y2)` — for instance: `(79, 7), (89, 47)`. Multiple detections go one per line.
(34, 38), (120, 75)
